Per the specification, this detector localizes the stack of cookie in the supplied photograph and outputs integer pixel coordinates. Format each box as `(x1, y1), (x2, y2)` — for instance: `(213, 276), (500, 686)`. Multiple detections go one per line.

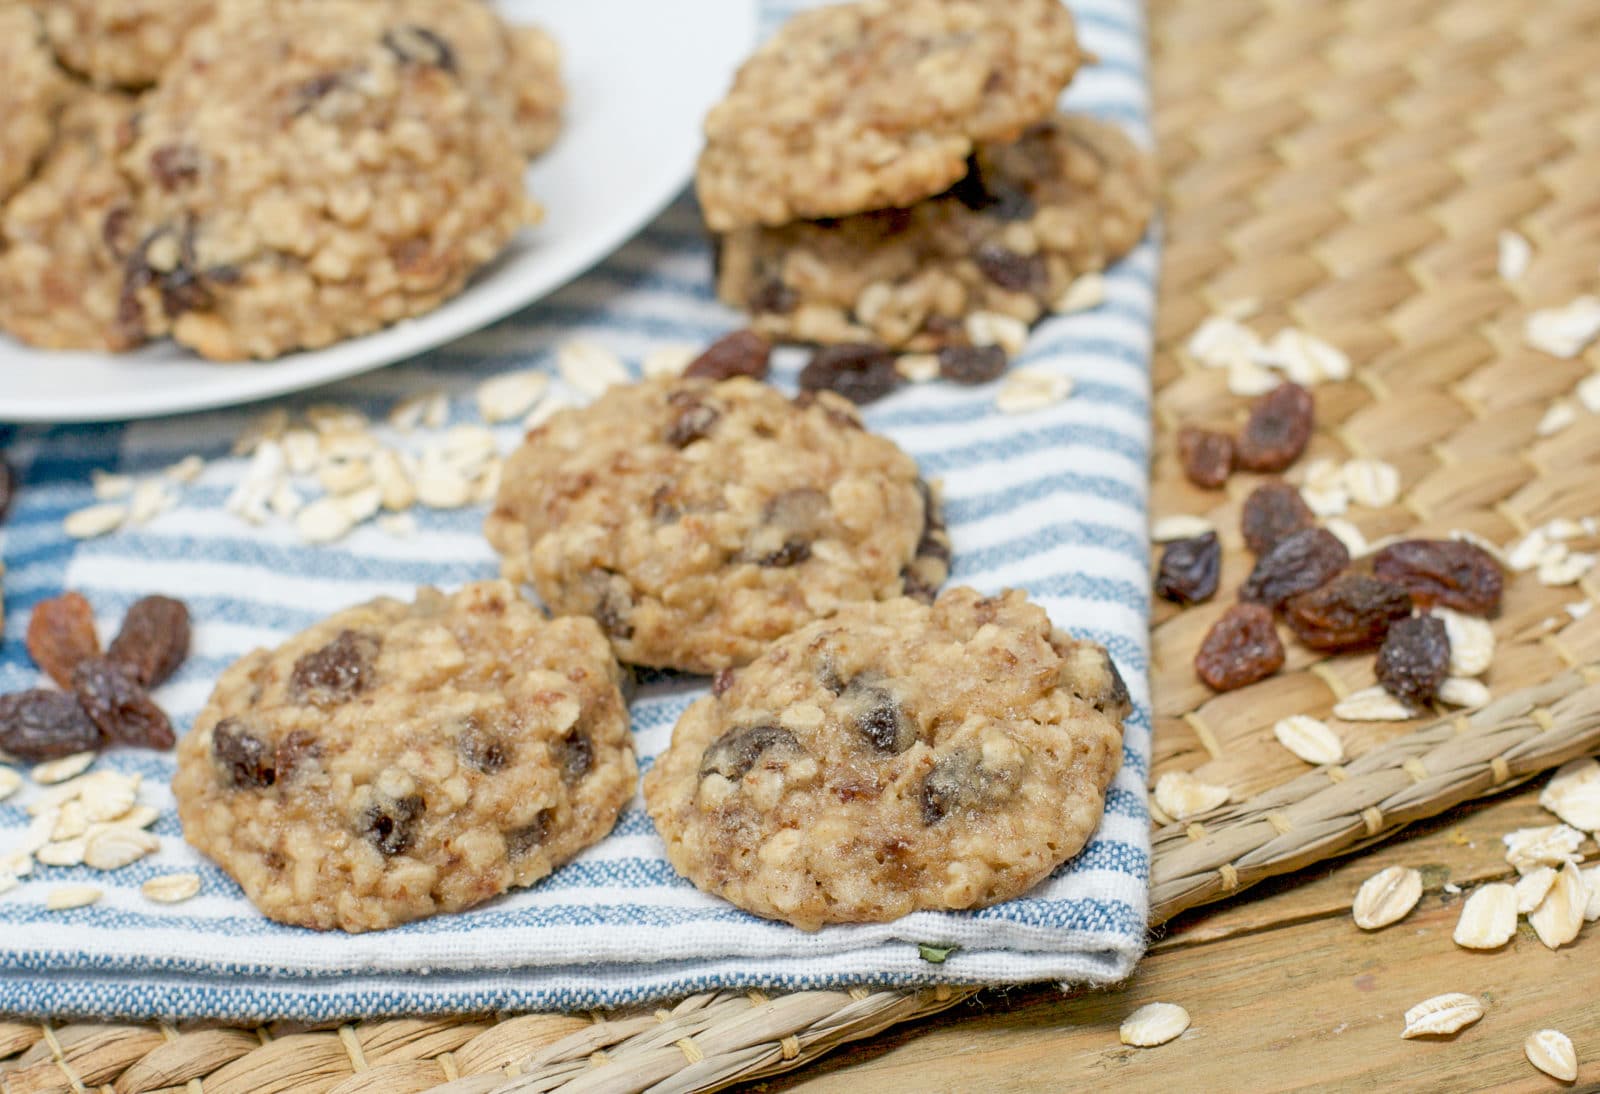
(699, 0), (1156, 364)
(0, 0), (560, 360)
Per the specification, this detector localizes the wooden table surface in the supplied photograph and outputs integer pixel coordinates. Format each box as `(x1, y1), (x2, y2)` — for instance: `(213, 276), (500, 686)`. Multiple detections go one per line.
(754, 785), (1599, 1092)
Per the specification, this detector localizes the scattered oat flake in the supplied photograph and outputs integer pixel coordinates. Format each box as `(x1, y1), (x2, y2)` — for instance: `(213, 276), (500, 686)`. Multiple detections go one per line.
(1537, 401), (1578, 438)
(1054, 272), (1106, 315)
(142, 873), (201, 904)
(965, 310), (1029, 357)
(295, 497), (356, 544)
(83, 827), (158, 871)
(269, 481), (304, 521)
(1566, 601), (1593, 621)
(1539, 757), (1600, 832)
(1539, 551), (1595, 587)
(0, 871), (17, 896)
(63, 502), (127, 539)
(1529, 862), (1587, 949)
(1453, 882), (1516, 949)
(1437, 677), (1491, 710)
(414, 464), (474, 509)
(50, 801), (87, 841)
(895, 353), (940, 383)
(1583, 866), (1600, 923)
(305, 404), (368, 435)
(1151, 515), (1214, 543)
(1449, 528), (1508, 564)
(1273, 715), (1344, 766)
(46, 885), (101, 911)
(1506, 530), (1553, 573)
(232, 407), (288, 455)
(1342, 459), (1400, 508)
(995, 367), (1071, 414)
(91, 470), (134, 499)
(1186, 315), (1262, 367)
(1258, 328), (1350, 385)
(79, 774), (138, 824)
(557, 340), (629, 399)
(118, 805), (159, 830)
(1402, 993), (1484, 1039)
(1324, 517), (1368, 558)
(1577, 373), (1600, 414)
(1431, 607), (1494, 677)
(32, 752), (95, 785)
(1497, 230), (1532, 281)
(641, 344), (699, 379)
(126, 479), (175, 526)
(377, 512), (418, 539)
(1119, 1003), (1190, 1047)
(1503, 824), (1584, 874)
(1225, 356), (1280, 397)
(1525, 1029), (1578, 1083)
(1352, 865), (1422, 930)
(1300, 485), (1350, 518)
(1525, 296), (1600, 359)
(36, 839), (86, 867)
(476, 370), (549, 424)
(1333, 686), (1415, 722)
(387, 390), (436, 432)
(523, 391), (572, 430)
(1153, 771), (1229, 821)
(163, 454), (205, 484)
(1515, 867), (1558, 914)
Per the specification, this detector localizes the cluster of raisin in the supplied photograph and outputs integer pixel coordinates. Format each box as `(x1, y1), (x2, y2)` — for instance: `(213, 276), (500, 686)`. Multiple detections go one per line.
(0, 591), (191, 760)
(1160, 382), (1503, 707)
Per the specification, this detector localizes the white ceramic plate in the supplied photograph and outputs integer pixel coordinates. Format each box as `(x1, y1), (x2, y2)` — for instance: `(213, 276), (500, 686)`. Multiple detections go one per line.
(0, 0), (754, 423)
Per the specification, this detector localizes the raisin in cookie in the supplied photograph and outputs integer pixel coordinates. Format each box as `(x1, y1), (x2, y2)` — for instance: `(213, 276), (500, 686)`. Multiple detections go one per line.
(644, 586), (1129, 929)
(117, 0), (538, 361)
(30, 0), (214, 89)
(0, 3), (70, 204)
(173, 581), (635, 932)
(0, 90), (145, 351)
(717, 113), (1157, 350)
(486, 376), (948, 675)
(696, 0), (1082, 232)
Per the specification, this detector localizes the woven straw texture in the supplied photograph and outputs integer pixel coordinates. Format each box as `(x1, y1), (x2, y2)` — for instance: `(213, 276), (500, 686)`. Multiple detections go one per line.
(7, 0), (1600, 1089)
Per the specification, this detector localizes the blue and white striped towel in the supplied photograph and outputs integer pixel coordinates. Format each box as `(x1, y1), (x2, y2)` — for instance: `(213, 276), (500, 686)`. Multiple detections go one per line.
(0, 0), (1156, 1021)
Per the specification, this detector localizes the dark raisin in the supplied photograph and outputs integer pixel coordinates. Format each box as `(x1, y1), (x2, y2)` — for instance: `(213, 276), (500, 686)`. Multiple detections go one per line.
(1177, 427), (1235, 490)
(382, 25), (456, 71)
(748, 277), (797, 314)
(289, 630), (379, 704)
(26, 591), (101, 689)
(665, 397), (719, 447)
(798, 344), (900, 404)
(901, 479), (951, 603)
(292, 71), (345, 112)
(1094, 654), (1132, 718)
(1240, 527), (1350, 608)
(457, 718), (509, 774)
(1240, 480), (1316, 555)
(0, 690), (101, 761)
(586, 572), (635, 639)
(756, 540), (810, 567)
(1376, 615), (1450, 706)
(711, 668), (736, 697)
(101, 205), (135, 258)
(361, 794), (423, 856)
(839, 678), (915, 754)
(920, 749), (980, 825)
(937, 344), (1007, 385)
(106, 594), (190, 688)
(1283, 575), (1413, 652)
(274, 730), (321, 781)
(1195, 603), (1285, 691)
(1235, 382), (1314, 472)
(0, 453), (13, 523)
(557, 728), (592, 784)
(684, 330), (771, 382)
(1154, 532), (1221, 605)
(71, 657), (174, 749)
(212, 717), (274, 788)
(948, 157), (1035, 220)
(1372, 539), (1504, 615)
(149, 144), (200, 190)
(506, 809), (553, 858)
(974, 243), (1045, 292)
(698, 723), (798, 781)
(750, 487), (827, 566)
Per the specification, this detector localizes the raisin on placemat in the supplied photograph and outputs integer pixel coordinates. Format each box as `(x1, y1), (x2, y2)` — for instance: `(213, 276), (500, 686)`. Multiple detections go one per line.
(1372, 539), (1504, 615)
(0, 689), (101, 761)
(107, 594), (190, 688)
(1376, 615), (1450, 706)
(1240, 526), (1349, 608)
(1235, 382), (1314, 472)
(1240, 480), (1315, 555)
(1195, 603), (1285, 691)
(938, 344), (1007, 385)
(1177, 427), (1234, 489)
(71, 656), (175, 749)
(26, 592), (101, 689)
(798, 344), (900, 404)
(1283, 574), (1413, 651)
(1155, 532), (1221, 605)
(683, 329), (771, 382)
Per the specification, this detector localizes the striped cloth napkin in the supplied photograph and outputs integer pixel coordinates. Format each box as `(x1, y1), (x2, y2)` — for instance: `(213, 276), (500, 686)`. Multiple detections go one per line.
(0, 0), (1157, 1021)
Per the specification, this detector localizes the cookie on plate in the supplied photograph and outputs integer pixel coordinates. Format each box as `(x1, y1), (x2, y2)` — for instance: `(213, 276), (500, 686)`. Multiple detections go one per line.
(117, 0), (539, 360)
(643, 586), (1129, 929)
(173, 581), (636, 932)
(486, 376), (948, 675)
(696, 0), (1082, 232)
(0, 90), (145, 352)
(0, 3), (71, 204)
(30, 0), (214, 89)
(716, 113), (1157, 350)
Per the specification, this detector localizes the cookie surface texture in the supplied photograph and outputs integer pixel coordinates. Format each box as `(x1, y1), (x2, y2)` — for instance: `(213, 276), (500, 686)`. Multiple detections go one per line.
(695, 0), (1082, 231)
(717, 113), (1157, 349)
(486, 376), (946, 674)
(173, 581), (636, 932)
(643, 587), (1129, 929)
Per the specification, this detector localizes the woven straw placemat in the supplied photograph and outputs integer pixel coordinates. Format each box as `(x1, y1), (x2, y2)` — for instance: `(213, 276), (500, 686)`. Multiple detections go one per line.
(6, 0), (1600, 1090)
